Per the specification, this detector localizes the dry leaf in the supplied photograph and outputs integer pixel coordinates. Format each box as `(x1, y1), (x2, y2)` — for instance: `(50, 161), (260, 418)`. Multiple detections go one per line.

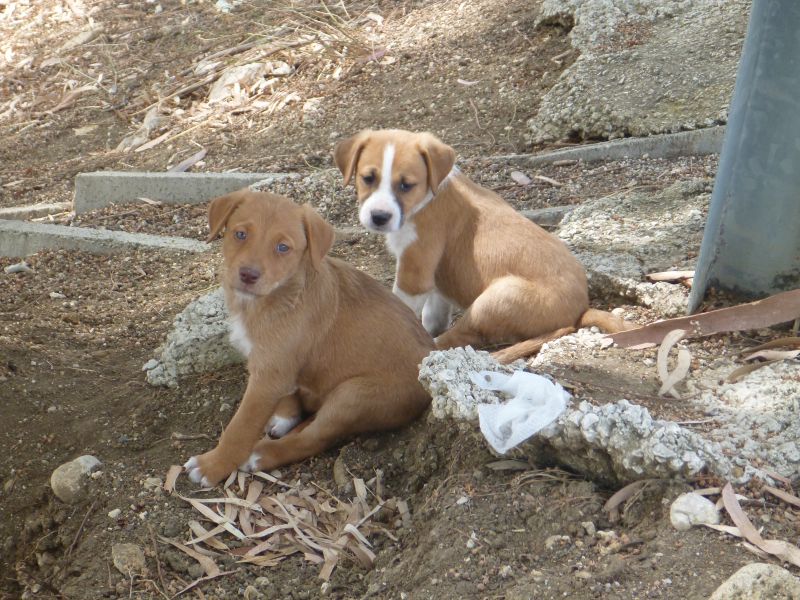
(603, 480), (648, 522)
(164, 465), (182, 494)
(721, 482), (800, 568)
(611, 289), (800, 348)
(726, 359), (782, 383)
(763, 485), (800, 509)
(169, 148), (208, 172)
(159, 536), (221, 577)
(656, 329), (691, 398)
(743, 337), (800, 353)
(743, 349), (800, 362)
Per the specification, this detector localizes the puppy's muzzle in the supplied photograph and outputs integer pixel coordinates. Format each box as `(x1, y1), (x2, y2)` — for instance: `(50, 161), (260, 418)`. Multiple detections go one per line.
(239, 266), (261, 285)
(370, 210), (393, 228)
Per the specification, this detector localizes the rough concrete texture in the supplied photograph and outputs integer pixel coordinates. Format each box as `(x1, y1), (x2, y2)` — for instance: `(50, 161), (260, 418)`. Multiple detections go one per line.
(143, 288), (242, 388)
(0, 219), (209, 258)
(532, 327), (800, 482)
(420, 347), (733, 485)
(528, 0), (749, 143)
(709, 563), (800, 600)
(502, 126), (724, 167)
(558, 178), (710, 316)
(73, 171), (291, 214)
(0, 202), (71, 220)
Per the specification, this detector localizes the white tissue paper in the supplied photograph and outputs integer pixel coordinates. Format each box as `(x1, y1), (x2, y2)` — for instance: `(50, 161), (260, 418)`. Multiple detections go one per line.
(470, 370), (570, 454)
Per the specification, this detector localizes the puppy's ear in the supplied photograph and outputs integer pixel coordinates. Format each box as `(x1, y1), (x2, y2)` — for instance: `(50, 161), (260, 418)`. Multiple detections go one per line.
(302, 204), (335, 270)
(418, 133), (456, 193)
(207, 191), (246, 242)
(333, 130), (372, 186)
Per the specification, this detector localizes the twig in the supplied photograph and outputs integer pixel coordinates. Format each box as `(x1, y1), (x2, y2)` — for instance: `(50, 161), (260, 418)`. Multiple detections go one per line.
(147, 525), (170, 600)
(66, 500), (97, 557)
(173, 570), (237, 598)
(171, 432), (214, 441)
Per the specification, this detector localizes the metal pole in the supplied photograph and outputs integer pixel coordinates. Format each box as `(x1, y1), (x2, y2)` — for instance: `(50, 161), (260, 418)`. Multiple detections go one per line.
(687, 0), (800, 313)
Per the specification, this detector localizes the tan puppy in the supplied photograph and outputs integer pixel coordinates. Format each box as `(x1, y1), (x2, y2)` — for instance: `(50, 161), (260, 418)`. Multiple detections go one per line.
(334, 129), (629, 363)
(184, 189), (433, 487)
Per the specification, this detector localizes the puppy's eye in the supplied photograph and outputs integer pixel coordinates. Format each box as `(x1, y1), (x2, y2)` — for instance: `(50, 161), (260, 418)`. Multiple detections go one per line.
(398, 181), (416, 193)
(276, 242), (290, 254)
(234, 230), (247, 240)
(362, 173), (376, 185)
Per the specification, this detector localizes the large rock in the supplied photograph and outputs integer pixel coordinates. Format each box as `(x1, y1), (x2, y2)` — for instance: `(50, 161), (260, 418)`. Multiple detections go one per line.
(143, 288), (242, 388)
(419, 348), (732, 485)
(709, 563), (800, 600)
(558, 179), (710, 316)
(528, 0), (749, 143)
(50, 455), (101, 504)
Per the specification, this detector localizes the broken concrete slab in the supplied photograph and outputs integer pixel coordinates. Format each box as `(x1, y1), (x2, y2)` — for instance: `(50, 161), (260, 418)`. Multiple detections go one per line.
(73, 171), (292, 214)
(419, 347), (734, 485)
(528, 0), (747, 143)
(0, 202), (72, 220)
(558, 178), (710, 316)
(500, 127), (724, 167)
(0, 220), (208, 257)
(143, 288), (242, 388)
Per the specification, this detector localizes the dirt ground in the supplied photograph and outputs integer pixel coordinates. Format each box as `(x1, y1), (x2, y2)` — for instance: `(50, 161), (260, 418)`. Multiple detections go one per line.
(0, 0), (793, 598)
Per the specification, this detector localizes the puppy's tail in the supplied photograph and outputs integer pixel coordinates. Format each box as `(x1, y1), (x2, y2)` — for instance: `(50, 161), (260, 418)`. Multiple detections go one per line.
(491, 309), (633, 364)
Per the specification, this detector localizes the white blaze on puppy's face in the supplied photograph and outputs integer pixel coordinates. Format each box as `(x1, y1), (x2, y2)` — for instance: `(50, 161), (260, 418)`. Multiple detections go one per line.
(340, 130), (455, 234)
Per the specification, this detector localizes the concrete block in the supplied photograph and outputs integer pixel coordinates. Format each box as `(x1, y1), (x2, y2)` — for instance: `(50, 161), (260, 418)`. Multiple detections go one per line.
(73, 171), (291, 214)
(0, 202), (72, 220)
(499, 126), (725, 167)
(0, 220), (209, 257)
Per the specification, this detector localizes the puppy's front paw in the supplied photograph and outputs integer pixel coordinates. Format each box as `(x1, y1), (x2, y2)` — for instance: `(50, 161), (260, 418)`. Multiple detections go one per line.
(183, 450), (238, 487)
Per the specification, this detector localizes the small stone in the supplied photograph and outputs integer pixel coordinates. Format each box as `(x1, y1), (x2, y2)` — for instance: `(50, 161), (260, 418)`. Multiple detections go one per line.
(709, 563), (800, 600)
(581, 521), (596, 536)
(49, 292), (66, 299)
(50, 455), (102, 504)
(254, 576), (270, 588)
(143, 477), (163, 490)
(107, 509), (122, 519)
(575, 570), (593, 581)
(111, 543), (147, 577)
(499, 565), (513, 578)
(544, 534), (571, 551)
(243, 585), (263, 600)
(670, 492), (720, 531)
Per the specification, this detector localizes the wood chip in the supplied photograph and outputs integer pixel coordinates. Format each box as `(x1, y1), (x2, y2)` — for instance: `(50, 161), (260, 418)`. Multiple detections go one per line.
(646, 270), (695, 283)
(533, 175), (563, 187)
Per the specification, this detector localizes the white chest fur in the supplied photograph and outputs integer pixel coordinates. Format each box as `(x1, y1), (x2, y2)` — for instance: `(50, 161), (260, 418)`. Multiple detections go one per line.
(385, 221), (418, 258)
(228, 313), (253, 357)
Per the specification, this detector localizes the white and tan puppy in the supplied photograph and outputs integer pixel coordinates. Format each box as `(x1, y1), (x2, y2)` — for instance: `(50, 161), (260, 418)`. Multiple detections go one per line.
(334, 129), (630, 362)
(184, 189), (433, 487)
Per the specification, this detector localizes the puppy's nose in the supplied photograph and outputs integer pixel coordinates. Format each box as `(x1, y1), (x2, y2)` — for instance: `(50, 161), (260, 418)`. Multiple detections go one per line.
(371, 210), (392, 227)
(239, 267), (261, 285)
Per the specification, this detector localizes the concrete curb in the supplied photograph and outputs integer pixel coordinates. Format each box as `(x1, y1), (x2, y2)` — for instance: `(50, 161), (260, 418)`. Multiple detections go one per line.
(0, 220), (209, 257)
(73, 172), (292, 214)
(0, 202), (72, 220)
(497, 126), (725, 167)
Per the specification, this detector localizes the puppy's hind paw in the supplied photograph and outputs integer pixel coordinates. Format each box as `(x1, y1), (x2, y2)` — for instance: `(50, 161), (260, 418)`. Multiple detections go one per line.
(266, 414), (301, 439)
(239, 452), (261, 473)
